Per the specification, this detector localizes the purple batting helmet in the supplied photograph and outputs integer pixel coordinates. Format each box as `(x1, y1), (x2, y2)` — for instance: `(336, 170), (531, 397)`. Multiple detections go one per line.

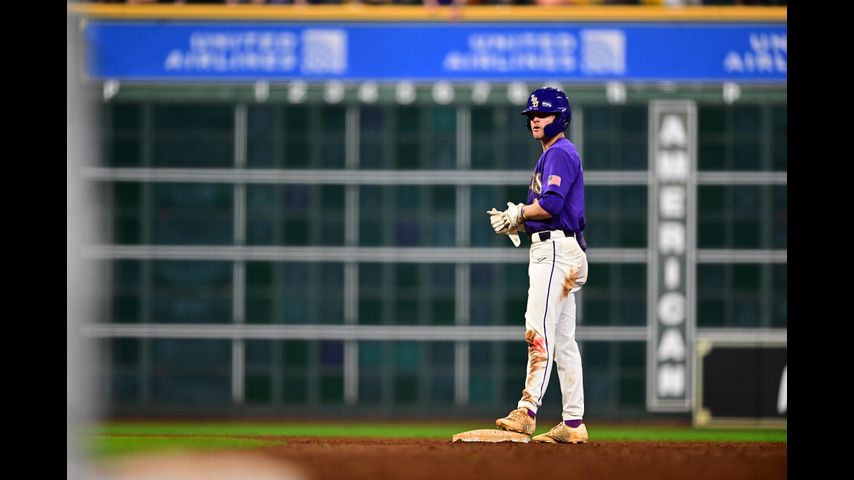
(521, 87), (572, 139)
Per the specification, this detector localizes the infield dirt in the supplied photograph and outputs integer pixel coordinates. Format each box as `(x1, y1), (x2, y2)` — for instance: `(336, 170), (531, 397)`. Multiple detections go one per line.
(255, 437), (786, 480)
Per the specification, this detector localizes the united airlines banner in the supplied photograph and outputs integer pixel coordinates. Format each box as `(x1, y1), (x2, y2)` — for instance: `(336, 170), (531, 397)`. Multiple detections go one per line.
(84, 22), (787, 82)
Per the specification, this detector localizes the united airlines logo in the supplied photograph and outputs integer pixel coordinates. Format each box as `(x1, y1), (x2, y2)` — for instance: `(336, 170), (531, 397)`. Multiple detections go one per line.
(581, 29), (626, 75)
(301, 29), (347, 74)
(531, 95), (539, 108)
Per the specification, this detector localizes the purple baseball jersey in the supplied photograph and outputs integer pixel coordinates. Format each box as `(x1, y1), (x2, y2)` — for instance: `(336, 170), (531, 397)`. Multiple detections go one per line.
(525, 137), (586, 235)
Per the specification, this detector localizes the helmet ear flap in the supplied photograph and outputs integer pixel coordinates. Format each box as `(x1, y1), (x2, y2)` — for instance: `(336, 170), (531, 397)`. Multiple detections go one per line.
(543, 108), (570, 139)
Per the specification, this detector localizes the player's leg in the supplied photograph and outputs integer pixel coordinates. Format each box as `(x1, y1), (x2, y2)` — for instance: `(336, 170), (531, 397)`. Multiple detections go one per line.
(497, 239), (562, 434)
(554, 294), (584, 421)
(516, 239), (570, 414)
(498, 238), (583, 433)
(533, 239), (590, 444)
(554, 238), (588, 421)
(532, 305), (589, 444)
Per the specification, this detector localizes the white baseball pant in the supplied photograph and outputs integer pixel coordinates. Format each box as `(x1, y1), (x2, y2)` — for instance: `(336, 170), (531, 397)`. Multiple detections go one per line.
(516, 232), (588, 421)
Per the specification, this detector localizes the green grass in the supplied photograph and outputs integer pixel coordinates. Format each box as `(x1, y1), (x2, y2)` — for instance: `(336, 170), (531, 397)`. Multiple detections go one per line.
(90, 435), (276, 459)
(87, 422), (786, 459)
(581, 426), (786, 442)
(97, 422), (486, 439)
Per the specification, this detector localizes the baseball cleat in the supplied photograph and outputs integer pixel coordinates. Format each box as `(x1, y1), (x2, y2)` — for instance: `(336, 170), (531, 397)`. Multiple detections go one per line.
(495, 408), (536, 435)
(532, 422), (588, 444)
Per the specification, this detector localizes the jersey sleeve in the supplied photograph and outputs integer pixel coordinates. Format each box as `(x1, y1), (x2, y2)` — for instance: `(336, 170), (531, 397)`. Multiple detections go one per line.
(537, 148), (579, 215)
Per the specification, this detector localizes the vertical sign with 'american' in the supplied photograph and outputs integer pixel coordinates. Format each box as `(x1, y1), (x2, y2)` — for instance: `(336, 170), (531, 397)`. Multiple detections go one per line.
(647, 101), (697, 412)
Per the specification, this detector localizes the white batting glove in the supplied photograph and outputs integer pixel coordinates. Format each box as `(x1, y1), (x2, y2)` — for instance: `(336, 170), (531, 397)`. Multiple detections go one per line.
(491, 215), (511, 234)
(487, 208), (522, 247)
(487, 208), (511, 234)
(503, 202), (525, 227)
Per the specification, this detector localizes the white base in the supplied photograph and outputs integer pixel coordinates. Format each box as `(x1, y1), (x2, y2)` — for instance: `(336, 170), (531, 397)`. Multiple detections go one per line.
(452, 429), (531, 443)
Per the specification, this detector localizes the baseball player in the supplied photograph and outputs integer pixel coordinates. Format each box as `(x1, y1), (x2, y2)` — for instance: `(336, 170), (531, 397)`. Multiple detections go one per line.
(488, 86), (590, 444)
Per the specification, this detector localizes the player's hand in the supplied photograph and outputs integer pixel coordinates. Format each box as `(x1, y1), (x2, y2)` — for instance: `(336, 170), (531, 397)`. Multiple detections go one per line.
(488, 208), (522, 246)
(503, 202), (525, 227)
(487, 208), (511, 235)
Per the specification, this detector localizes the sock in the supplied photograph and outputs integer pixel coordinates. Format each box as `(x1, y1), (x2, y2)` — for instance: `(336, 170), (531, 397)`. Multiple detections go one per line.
(527, 408), (536, 419)
(564, 419), (582, 428)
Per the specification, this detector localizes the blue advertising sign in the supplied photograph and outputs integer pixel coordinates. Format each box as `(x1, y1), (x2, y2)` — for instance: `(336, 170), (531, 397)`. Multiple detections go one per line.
(85, 21), (787, 82)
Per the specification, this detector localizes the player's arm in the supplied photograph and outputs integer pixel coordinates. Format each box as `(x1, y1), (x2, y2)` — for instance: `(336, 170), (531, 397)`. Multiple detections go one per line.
(507, 153), (575, 225)
(505, 197), (554, 226)
(523, 150), (577, 221)
(520, 198), (551, 221)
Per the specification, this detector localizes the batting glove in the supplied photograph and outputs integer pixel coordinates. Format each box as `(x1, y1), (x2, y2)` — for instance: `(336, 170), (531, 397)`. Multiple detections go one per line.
(488, 208), (511, 234)
(503, 202), (526, 227)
